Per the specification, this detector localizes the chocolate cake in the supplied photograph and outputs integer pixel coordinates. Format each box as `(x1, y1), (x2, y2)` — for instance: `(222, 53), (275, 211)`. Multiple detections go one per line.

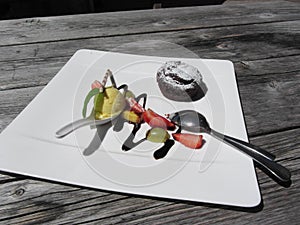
(156, 61), (206, 102)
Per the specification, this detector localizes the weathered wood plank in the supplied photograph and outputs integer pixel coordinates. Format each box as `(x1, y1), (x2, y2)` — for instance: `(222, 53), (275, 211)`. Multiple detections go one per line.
(0, 180), (125, 224)
(0, 1), (299, 46)
(0, 178), (170, 224)
(0, 20), (299, 64)
(0, 58), (64, 91)
(236, 59), (300, 135)
(0, 128), (298, 224)
(226, 0), (300, 4)
(0, 86), (43, 132)
(1, 56), (299, 136)
(235, 55), (300, 77)
(0, 21), (299, 92)
(0, 174), (20, 183)
(243, 81), (299, 136)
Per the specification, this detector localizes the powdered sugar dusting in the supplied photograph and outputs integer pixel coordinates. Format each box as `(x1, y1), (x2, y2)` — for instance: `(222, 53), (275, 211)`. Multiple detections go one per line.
(156, 61), (206, 101)
(157, 61), (202, 89)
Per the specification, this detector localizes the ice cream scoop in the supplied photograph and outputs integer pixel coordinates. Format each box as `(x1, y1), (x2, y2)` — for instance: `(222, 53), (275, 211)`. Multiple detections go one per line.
(56, 87), (126, 138)
(94, 86), (126, 120)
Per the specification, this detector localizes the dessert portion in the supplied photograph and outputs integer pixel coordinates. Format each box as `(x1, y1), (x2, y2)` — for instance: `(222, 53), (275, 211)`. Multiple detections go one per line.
(94, 87), (125, 120)
(82, 70), (126, 120)
(156, 61), (206, 102)
(77, 68), (205, 160)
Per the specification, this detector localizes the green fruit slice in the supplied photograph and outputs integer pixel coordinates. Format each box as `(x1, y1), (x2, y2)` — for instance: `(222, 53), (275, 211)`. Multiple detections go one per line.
(82, 88), (99, 118)
(125, 90), (135, 99)
(93, 92), (104, 113)
(146, 128), (170, 143)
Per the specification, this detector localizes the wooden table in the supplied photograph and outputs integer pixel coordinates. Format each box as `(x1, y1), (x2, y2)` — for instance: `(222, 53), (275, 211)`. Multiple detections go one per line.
(0, 0), (299, 224)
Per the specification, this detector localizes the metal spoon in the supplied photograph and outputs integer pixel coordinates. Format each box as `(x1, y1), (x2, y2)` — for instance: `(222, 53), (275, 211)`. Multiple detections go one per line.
(56, 82), (128, 139)
(168, 110), (291, 183)
(55, 113), (120, 138)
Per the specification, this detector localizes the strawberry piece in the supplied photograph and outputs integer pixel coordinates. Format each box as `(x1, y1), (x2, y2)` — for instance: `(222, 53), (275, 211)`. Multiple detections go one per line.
(143, 109), (176, 130)
(127, 97), (145, 114)
(91, 80), (103, 89)
(172, 133), (203, 149)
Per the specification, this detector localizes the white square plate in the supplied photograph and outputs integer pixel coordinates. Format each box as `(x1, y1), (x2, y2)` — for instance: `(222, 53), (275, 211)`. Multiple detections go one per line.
(0, 50), (261, 207)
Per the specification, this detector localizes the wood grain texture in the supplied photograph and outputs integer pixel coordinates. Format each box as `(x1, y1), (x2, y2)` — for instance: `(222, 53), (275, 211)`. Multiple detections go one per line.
(0, 173), (20, 183)
(0, 0), (299, 46)
(0, 19), (299, 62)
(0, 20), (299, 91)
(0, 86), (43, 132)
(0, 128), (298, 224)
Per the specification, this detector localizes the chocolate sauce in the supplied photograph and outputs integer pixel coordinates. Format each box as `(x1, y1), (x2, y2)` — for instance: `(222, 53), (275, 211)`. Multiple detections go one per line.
(122, 123), (146, 151)
(122, 122), (175, 160)
(121, 93), (148, 151)
(117, 91), (176, 158)
(153, 139), (175, 160)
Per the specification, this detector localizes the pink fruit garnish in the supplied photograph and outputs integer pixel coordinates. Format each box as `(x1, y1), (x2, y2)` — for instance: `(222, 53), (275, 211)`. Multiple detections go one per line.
(91, 80), (103, 90)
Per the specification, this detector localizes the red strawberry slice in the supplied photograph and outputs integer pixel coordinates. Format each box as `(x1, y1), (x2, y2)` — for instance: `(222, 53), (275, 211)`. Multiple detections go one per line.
(143, 108), (176, 130)
(172, 133), (203, 149)
(127, 97), (145, 114)
(91, 80), (103, 89)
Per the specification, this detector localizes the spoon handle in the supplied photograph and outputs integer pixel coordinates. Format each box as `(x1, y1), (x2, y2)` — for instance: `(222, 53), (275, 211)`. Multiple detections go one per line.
(211, 130), (291, 183)
(211, 130), (276, 161)
(55, 118), (95, 138)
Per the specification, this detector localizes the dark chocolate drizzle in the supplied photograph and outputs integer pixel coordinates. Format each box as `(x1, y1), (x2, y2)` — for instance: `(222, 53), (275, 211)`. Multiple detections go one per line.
(153, 139), (175, 160)
(122, 123), (146, 151)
